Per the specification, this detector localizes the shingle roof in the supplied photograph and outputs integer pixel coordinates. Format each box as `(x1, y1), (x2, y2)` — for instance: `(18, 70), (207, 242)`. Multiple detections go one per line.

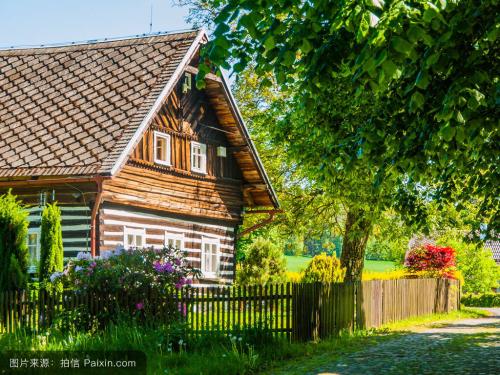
(0, 30), (200, 177)
(485, 241), (500, 262)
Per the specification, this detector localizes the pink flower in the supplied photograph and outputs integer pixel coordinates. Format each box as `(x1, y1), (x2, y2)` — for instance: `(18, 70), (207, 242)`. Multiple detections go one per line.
(135, 302), (144, 310)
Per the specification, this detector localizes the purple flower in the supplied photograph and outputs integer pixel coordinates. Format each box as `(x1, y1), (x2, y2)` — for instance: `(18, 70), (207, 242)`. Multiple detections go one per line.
(164, 262), (174, 273)
(153, 261), (174, 273)
(135, 302), (144, 310)
(75, 266), (83, 272)
(175, 277), (187, 289)
(90, 262), (97, 268)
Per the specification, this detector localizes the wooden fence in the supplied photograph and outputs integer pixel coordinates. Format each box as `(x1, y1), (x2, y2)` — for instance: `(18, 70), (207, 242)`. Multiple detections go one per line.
(0, 278), (459, 341)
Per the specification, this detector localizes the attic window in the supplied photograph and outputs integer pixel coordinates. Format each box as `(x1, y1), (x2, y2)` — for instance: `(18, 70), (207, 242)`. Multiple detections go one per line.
(191, 141), (207, 174)
(154, 131), (171, 166)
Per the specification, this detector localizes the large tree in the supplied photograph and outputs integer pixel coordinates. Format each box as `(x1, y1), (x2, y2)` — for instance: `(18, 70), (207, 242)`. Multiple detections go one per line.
(191, 0), (498, 279)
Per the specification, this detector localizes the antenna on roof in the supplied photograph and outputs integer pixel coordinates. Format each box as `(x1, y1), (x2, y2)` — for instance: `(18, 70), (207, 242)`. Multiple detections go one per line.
(149, 3), (153, 34)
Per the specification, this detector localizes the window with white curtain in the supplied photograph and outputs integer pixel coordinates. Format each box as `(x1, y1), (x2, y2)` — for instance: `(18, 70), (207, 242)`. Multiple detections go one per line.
(201, 237), (219, 277)
(124, 227), (145, 249)
(165, 232), (184, 250)
(154, 131), (171, 166)
(191, 141), (207, 173)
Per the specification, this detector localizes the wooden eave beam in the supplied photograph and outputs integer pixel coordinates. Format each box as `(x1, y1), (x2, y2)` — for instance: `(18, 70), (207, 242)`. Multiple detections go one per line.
(184, 65), (222, 83)
(0, 177), (109, 187)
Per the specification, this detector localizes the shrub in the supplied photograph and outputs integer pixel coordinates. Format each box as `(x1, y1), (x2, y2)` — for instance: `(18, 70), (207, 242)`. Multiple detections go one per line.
(39, 203), (64, 292)
(302, 253), (345, 283)
(461, 293), (500, 307)
(285, 271), (302, 283)
(0, 191), (29, 291)
(362, 270), (407, 280)
(405, 244), (458, 279)
(237, 237), (286, 285)
(439, 239), (499, 293)
(50, 246), (200, 326)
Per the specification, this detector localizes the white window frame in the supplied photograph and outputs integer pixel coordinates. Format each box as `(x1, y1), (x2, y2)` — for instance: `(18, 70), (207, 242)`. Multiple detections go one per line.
(191, 141), (207, 174)
(153, 131), (171, 166)
(27, 227), (40, 273)
(201, 237), (220, 278)
(123, 227), (146, 249)
(164, 232), (184, 251)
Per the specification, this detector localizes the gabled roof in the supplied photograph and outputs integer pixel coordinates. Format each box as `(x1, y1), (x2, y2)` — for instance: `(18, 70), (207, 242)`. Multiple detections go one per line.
(0, 30), (278, 208)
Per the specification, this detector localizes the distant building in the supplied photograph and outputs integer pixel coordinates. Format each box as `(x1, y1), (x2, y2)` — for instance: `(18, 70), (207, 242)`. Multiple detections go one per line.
(485, 241), (500, 265)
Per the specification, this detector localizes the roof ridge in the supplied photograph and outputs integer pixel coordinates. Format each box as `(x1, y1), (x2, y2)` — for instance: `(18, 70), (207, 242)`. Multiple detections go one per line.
(0, 29), (200, 55)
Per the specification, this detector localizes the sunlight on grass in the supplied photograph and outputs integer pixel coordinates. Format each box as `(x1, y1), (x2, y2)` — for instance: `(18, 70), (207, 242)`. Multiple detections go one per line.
(285, 255), (396, 273)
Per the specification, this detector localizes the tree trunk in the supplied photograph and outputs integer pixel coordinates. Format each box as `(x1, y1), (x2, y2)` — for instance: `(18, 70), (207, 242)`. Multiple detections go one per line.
(340, 208), (373, 281)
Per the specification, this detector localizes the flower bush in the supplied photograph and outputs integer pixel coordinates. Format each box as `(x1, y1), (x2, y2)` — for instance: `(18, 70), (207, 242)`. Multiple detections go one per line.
(50, 246), (200, 327)
(405, 244), (458, 279)
(55, 246), (199, 294)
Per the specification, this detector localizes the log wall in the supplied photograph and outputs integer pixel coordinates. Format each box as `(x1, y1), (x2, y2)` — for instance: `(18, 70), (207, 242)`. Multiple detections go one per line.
(98, 203), (236, 284)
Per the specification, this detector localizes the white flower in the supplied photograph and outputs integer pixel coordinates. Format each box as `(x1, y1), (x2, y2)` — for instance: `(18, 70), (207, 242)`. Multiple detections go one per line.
(49, 272), (63, 283)
(76, 252), (92, 260)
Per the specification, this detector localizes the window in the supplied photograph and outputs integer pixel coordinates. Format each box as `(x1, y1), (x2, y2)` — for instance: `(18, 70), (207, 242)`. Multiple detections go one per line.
(191, 141), (207, 174)
(124, 227), (145, 249)
(201, 237), (219, 277)
(154, 131), (171, 166)
(27, 228), (40, 273)
(165, 233), (184, 250)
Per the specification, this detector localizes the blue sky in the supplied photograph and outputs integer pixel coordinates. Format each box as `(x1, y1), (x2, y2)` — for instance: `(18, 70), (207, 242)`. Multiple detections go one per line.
(0, 0), (191, 48)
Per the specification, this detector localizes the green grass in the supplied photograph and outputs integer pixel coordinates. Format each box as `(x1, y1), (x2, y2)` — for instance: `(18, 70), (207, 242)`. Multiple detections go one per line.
(0, 308), (487, 375)
(285, 255), (396, 273)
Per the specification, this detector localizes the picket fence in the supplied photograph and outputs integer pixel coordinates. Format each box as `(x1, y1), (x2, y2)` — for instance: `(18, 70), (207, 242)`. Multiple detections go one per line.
(0, 278), (460, 341)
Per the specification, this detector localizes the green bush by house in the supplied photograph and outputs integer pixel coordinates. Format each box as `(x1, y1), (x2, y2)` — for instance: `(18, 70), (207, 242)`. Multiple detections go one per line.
(0, 191), (29, 291)
(39, 203), (64, 291)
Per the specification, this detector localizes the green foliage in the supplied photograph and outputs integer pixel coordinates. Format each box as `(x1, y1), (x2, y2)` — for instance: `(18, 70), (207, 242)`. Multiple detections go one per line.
(0, 191), (29, 291)
(237, 237), (286, 285)
(202, 0), (499, 236)
(302, 253), (346, 283)
(439, 238), (499, 293)
(39, 203), (64, 292)
(365, 240), (401, 262)
(461, 293), (500, 307)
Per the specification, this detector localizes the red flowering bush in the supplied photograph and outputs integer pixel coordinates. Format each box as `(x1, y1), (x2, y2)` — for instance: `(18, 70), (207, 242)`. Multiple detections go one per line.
(405, 244), (457, 279)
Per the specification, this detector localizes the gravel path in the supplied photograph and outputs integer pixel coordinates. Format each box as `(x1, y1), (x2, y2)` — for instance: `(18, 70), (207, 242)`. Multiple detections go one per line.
(271, 309), (500, 375)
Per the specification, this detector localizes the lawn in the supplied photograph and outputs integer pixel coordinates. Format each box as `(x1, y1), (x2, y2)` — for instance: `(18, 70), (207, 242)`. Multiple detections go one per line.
(285, 255), (396, 273)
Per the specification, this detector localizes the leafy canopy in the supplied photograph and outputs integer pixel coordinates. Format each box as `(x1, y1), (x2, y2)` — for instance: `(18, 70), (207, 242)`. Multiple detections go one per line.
(201, 0), (499, 234)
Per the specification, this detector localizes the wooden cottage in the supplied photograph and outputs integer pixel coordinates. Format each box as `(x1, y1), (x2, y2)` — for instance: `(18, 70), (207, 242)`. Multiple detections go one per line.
(0, 30), (278, 284)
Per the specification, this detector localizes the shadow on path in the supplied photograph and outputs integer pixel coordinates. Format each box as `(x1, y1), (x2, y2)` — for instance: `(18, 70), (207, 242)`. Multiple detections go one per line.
(270, 308), (500, 375)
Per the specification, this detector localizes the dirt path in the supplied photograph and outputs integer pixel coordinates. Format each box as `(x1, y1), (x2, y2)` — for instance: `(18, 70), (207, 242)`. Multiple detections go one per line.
(269, 309), (500, 375)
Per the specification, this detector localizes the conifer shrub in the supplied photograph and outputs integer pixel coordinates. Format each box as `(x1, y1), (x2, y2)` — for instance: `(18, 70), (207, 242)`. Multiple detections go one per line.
(39, 203), (64, 292)
(237, 237), (286, 285)
(302, 253), (346, 283)
(0, 191), (29, 291)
